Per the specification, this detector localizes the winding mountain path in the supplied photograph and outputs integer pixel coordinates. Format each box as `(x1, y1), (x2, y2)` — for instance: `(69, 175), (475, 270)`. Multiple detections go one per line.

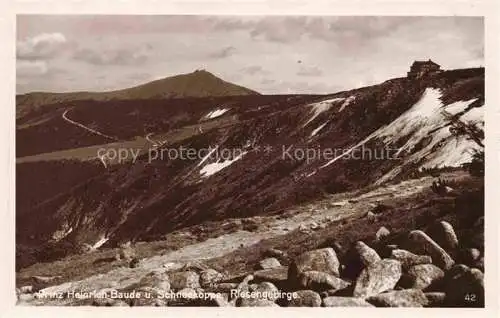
(62, 109), (118, 141)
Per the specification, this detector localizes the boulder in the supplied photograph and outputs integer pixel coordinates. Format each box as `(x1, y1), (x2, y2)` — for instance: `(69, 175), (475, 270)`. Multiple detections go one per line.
(286, 290), (321, 307)
(375, 226), (391, 243)
(367, 289), (429, 307)
(31, 275), (61, 284)
(263, 248), (288, 262)
(322, 296), (374, 307)
(208, 282), (238, 293)
(137, 270), (170, 292)
(458, 248), (481, 267)
(432, 221), (459, 254)
(444, 267), (484, 307)
(230, 274), (254, 301)
(16, 293), (35, 304)
(390, 249), (432, 269)
(288, 248), (340, 284)
(250, 282), (280, 300)
(407, 230), (455, 270)
(353, 259), (402, 298)
(253, 266), (288, 289)
(258, 257), (281, 270)
(169, 271), (200, 290)
(298, 271), (350, 292)
(474, 257), (484, 272)
(200, 269), (224, 288)
(424, 292), (446, 307)
(406, 264), (444, 290)
(354, 241), (381, 267)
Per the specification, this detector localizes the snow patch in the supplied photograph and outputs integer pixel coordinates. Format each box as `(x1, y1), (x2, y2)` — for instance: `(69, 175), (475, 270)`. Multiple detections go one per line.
(460, 105), (483, 127)
(318, 88), (483, 182)
(310, 122), (328, 137)
(92, 236), (109, 250)
(338, 95), (356, 112)
(200, 152), (247, 177)
(304, 97), (344, 126)
(205, 108), (229, 119)
(443, 99), (477, 115)
(197, 146), (219, 167)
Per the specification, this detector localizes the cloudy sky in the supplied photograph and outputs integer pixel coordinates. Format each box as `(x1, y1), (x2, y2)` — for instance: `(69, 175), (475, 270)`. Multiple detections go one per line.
(16, 15), (483, 94)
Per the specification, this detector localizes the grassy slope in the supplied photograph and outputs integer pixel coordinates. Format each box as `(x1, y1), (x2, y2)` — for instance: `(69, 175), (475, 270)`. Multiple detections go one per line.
(16, 70), (259, 118)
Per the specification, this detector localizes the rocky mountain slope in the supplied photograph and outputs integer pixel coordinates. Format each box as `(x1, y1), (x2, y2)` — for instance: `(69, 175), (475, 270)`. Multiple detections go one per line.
(16, 171), (484, 307)
(16, 67), (484, 272)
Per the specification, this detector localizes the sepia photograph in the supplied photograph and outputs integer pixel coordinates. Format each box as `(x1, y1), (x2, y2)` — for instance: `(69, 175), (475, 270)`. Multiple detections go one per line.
(13, 13), (488, 309)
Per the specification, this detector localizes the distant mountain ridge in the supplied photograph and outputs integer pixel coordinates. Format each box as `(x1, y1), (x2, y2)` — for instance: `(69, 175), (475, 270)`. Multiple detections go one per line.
(16, 70), (259, 118)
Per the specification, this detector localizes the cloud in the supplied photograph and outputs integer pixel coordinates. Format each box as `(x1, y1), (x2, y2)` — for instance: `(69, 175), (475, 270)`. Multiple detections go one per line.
(17, 60), (48, 77)
(297, 66), (323, 77)
(240, 65), (268, 75)
(17, 32), (68, 60)
(73, 46), (150, 66)
(207, 46), (236, 59)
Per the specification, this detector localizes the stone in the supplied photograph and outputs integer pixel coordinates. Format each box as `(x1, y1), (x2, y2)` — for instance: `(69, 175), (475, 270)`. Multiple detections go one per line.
(425, 292), (446, 307)
(433, 221), (459, 254)
(407, 264), (444, 290)
(354, 241), (381, 267)
(229, 274), (254, 302)
(163, 262), (185, 272)
(19, 285), (33, 294)
(235, 297), (278, 307)
(444, 264), (470, 283)
(365, 211), (377, 220)
(298, 224), (310, 233)
(375, 226), (391, 242)
(208, 282), (238, 293)
(298, 271), (350, 292)
(286, 290), (321, 307)
(458, 248), (481, 266)
(16, 293), (35, 304)
(408, 230), (455, 270)
(390, 249), (432, 269)
(353, 259), (402, 298)
(195, 293), (232, 307)
(444, 267), (484, 307)
(310, 222), (320, 230)
(118, 245), (136, 261)
(169, 271), (200, 290)
(263, 248), (288, 261)
(31, 275), (61, 284)
(474, 257), (484, 272)
(258, 257), (281, 270)
(91, 297), (123, 307)
(288, 248), (340, 285)
(137, 270), (170, 292)
(178, 287), (199, 300)
(322, 296), (374, 307)
(250, 282), (280, 300)
(367, 289), (429, 307)
(200, 269), (224, 288)
(253, 266), (289, 290)
(129, 257), (140, 268)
